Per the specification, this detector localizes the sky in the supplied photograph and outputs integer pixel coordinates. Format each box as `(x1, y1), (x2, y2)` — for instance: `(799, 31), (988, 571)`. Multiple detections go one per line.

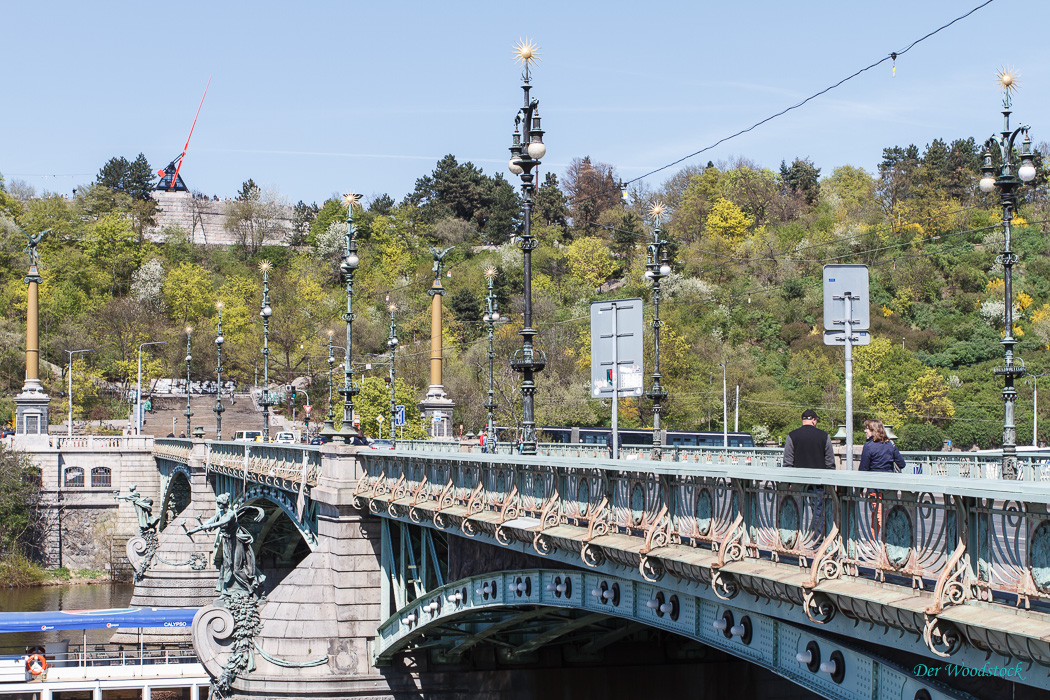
(3, 0), (1049, 207)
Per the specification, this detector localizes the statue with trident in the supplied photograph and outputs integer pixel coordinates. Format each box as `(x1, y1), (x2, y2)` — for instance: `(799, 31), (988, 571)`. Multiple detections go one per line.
(22, 228), (49, 268)
(185, 493), (267, 599)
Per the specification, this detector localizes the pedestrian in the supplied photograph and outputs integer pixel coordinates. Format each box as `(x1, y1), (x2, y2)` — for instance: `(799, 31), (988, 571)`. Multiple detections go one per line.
(516, 435), (523, 454)
(782, 409), (835, 469)
(859, 419), (904, 537)
(478, 429), (487, 453)
(783, 408), (834, 536)
(859, 419), (905, 473)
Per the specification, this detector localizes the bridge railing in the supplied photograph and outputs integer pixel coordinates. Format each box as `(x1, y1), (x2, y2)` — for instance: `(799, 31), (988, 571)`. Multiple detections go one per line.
(54, 435), (155, 451)
(205, 441), (323, 489)
(153, 437), (194, 464)
(394, 440), (1050, 479)
(356, 449), (1050, 613)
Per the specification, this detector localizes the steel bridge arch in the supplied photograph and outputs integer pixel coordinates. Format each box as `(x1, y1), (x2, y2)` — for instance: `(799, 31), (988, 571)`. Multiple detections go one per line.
(155, 460), (193, 532)
(375, 568), (970, 700)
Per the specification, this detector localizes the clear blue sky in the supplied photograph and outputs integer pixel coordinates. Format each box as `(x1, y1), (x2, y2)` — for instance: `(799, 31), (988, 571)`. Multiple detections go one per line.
(3, 0), (1047, 206)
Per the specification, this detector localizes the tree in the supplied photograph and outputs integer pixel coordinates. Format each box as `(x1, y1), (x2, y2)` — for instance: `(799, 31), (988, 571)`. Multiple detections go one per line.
(566, 236), (615, 290)
(83, 213), (143, 294)
(407, 155), (518, 238)
(309, 198), (346, 246)
(96, 154), (154, 201)
(224, 180), (288, 258)
(354, 376), (428, 439)
(0, 446), (40, 556)
(563, 157), (622, 234)
(291, 200), (318, 246)
(164, 261), (215, 323)
(779, 157), (821, 205)
(905, 368), (955, 424)
(704, 198), (753, 243)
(535, 172), (569, 230)
(369, 194), (395, 215)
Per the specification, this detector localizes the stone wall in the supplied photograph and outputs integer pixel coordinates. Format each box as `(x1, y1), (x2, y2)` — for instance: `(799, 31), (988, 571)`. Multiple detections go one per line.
(147, 191), (294, 247)
(23, 437), (160, 570)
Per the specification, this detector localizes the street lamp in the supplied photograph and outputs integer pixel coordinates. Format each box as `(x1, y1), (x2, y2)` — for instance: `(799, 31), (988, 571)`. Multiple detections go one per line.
(483, 268), (506, 447)
(979, 68), (1038, 479)
(1025, 372), (1049, 447)
(66, 349), (93, 437)
(644, 202), (671, 459)
(338, 193), (362, 443)
(388, 304), (398, 447)
(214, 302), (225, 441)
(184, 327), (193, 438)
(259, 261), (274, 441)
(507, 38), (547, 455)
(136, 341), (167, 435)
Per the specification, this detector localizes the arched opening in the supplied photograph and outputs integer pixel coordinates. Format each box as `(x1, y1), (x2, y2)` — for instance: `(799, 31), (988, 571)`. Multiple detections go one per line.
(159, 471), (191, 531)
(243, 498), (313, 595)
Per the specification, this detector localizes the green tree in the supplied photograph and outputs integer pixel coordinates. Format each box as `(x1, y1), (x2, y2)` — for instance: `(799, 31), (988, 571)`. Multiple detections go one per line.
(704, 198), (753, 243)
(779, 157), (821, 205)
(224, 180), (287, 258)
(566, 236), (615, 289)
(353, 376), (428, 439)
(291, 200), (318, 246)
(83, 213), (143, 294)
(535, 172), (569, 230)
(164, 261), (215, 323)
(563, 156), (622, 234)
(309, 198), (346, 246)
(95, 153), (155, 201)
(905, 368), (955, 424)
(0, 446), (40, 555)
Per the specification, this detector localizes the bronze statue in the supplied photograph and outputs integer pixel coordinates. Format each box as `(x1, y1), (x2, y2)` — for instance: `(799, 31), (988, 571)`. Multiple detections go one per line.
(116, 484), (159, 535)
(22, 228), (49, 268)
(429, 246), (454, 281)
(186, 494), (266, 599)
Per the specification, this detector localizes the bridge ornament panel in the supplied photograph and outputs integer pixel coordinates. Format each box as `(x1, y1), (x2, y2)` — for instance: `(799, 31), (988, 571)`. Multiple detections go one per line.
(375, 569), (972, 700)
(355, 449), (1050, 689)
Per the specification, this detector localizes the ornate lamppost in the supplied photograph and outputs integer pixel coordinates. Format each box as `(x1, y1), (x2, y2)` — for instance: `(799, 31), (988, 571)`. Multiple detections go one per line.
(483, 268), (503, 446)
(184, 326), (193, 437)
(214, 302), (225, 440)
(322, 329), (337, 438)
(338, 193), (362, 443)
(507, 39), (547, 455)
(259, 262), (274, 441)
(979, 68), (1038, 479)
(388, 304), (398, 446)
(644, 202), (671, 459)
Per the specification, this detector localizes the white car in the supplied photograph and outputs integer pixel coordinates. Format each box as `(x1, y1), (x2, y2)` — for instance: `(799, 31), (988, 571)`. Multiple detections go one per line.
(233, 430), (263, 442)
(274, 432), (297, 444)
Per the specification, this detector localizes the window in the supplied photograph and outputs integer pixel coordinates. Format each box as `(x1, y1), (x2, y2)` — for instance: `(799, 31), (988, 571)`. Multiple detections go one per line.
(64, 467), (84, 488)
(91, 467), (111, 488)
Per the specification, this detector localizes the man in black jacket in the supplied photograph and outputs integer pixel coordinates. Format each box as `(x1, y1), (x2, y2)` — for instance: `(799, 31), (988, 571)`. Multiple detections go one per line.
(783, 409), (835, 469)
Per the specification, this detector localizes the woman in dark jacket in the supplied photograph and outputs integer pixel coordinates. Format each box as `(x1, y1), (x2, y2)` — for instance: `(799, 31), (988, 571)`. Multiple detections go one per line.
(859, 419), (905, 472)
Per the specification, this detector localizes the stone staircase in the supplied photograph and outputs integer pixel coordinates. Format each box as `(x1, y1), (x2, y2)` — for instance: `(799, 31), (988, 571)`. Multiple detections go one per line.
(139, 394), (289, 439)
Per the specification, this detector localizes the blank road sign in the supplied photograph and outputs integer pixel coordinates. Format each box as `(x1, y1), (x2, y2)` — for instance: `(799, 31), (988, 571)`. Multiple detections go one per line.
(590, 299), (644, 397)
(823, 264), (870, 331)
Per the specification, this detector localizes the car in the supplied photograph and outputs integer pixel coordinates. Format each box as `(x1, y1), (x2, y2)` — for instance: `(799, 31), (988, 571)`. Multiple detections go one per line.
(310, 436), (329, 445)
(274, 432), (297, 444)
(233, 430), (263, 442)
(369, 439), (395, 450)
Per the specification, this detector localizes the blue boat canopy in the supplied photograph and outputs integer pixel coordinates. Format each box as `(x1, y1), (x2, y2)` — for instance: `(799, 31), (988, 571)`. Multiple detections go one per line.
(0, 608), (199, 633)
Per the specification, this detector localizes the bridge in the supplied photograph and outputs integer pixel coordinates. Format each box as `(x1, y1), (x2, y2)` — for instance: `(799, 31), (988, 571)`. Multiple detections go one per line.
(142, 437), (1050, 699)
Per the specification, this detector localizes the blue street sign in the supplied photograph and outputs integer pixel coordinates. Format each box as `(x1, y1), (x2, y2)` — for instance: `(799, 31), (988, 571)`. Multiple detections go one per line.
(395, 405), (406, 427)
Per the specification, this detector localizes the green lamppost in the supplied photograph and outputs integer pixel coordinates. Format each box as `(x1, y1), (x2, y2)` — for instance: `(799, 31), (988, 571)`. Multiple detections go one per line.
(338, 193), (362, 443)
(184, 327), (193, 437)
(483, 268), (504, 447)
(214, 301), (225, 441)
(388, 304), (398, 446)
(507, 39), (547, 455)
(259, 262), (274, 441)
(979, 68), (1038, 480)
(644, 202), (671, 459)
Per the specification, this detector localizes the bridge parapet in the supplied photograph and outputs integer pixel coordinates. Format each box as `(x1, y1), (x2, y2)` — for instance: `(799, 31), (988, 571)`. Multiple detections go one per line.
(204, 440), (322, 491)
(355, 449), (1050, 673)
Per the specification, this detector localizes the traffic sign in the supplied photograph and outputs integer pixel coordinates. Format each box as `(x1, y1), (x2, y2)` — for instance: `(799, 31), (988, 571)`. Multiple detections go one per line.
(394, 405), (406, 427)
(823, 330), (871, 346)
(823, 265), (870, 331)
(376, 415), (384, 423)
(303, 404), (312, 415)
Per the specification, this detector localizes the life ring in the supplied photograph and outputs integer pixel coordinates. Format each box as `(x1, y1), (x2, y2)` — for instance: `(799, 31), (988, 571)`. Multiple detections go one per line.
(26, 654), (47, 676)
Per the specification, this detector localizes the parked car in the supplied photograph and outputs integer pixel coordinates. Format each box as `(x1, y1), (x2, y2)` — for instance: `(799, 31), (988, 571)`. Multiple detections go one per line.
(309, 436), (329, 445)
(369, 439), (395, 450)
(274, 432), (297, 444)
(233, 430), (263, 442)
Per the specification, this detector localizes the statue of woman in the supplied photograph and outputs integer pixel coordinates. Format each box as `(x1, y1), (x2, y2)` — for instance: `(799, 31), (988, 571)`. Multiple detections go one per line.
(186, 494), (266, 599)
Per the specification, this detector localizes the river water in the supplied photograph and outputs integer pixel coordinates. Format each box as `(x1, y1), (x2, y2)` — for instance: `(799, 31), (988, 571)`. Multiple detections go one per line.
(0, 583), (134, 653)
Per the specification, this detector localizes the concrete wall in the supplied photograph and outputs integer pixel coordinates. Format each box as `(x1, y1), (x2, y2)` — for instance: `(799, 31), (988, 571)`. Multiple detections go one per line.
(21, 437), (160, 570)
(147, 191), (294, 246)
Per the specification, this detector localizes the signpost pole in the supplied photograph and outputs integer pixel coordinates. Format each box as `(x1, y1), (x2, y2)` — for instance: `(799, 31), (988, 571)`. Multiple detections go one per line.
(843, 294), (854, 471)
(611, 302), (619, 460)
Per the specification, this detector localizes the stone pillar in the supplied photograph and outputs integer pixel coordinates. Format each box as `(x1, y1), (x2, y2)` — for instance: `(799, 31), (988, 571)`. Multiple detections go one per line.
(15, 262), (50, 445)
(193, 444), (402, 697)
(115, 439), (218, 644)
(421, 277), (454, 439)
